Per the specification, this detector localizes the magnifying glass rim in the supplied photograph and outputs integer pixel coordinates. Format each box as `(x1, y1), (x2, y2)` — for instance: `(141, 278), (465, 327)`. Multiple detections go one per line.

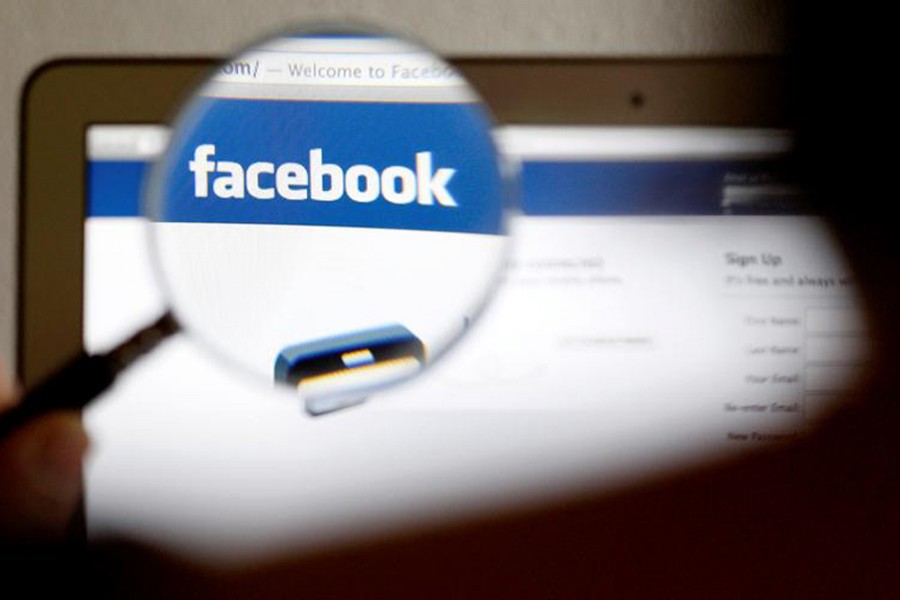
(141, 21), (519, 403)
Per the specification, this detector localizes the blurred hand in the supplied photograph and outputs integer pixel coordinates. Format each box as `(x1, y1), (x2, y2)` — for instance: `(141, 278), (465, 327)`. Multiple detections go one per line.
(0, 361), (89, 543)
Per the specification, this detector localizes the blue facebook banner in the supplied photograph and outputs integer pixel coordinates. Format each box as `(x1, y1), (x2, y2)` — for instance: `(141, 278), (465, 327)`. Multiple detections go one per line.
(88, 146), (800, 218)
(87, 161), (151, 217)
(149, 98), (505, 235)
(520, 159), (798, 216)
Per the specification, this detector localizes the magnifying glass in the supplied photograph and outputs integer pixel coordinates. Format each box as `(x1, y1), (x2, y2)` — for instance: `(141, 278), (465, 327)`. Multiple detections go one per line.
(1, 24), (512, 435)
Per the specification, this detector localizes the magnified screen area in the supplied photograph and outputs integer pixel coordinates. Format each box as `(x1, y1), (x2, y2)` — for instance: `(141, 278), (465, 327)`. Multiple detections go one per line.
(147, 34), (507, 401)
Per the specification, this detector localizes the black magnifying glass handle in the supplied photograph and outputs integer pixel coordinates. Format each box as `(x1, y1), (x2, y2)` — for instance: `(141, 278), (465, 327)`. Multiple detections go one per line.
(0, 312), (180, 439)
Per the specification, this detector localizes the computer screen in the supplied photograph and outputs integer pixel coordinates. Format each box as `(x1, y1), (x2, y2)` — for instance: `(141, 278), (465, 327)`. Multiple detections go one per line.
(84, 122), (869, 562)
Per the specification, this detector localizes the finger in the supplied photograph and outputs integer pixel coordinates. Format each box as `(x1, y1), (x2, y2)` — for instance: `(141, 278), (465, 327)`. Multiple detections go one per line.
(0, 411), (89, 543)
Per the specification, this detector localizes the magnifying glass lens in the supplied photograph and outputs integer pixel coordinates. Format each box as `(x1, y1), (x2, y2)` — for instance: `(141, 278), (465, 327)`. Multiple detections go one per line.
(146, 27), (510, 413)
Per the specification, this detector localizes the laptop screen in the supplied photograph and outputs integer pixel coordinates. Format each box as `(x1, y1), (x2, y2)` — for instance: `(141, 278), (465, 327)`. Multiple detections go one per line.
(83, 123), (870, 561)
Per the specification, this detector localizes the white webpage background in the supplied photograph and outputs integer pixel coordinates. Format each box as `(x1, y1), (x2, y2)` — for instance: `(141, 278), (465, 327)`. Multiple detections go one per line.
(84, 127), (867, 563)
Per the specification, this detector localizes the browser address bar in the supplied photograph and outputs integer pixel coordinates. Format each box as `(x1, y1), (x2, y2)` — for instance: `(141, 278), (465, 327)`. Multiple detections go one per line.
(213, 51), (465, 88)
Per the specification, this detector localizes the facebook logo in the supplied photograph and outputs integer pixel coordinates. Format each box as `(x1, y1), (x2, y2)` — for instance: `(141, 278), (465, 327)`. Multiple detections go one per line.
(189, 144), (458, 206)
